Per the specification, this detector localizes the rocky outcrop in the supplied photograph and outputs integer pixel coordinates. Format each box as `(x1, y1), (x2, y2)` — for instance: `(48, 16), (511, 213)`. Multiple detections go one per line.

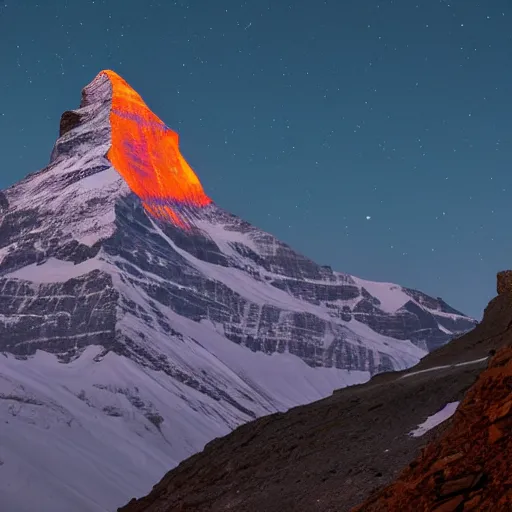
(497, 269), (512, 295)
(59, 110), (82, 137)
(352, 345), (512, 512)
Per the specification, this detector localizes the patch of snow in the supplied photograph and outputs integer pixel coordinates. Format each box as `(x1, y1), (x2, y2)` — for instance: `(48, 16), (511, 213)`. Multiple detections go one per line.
(437, 323), (452, 335)
(195, 218), (260, 257)
(350, 276), (412, 314)
(400, 356), (489, 380)
(409, 401), (460, 438)
(428, 309), (473, 321)
(6, 258), (104, 282)
(0, 347), (223, 512)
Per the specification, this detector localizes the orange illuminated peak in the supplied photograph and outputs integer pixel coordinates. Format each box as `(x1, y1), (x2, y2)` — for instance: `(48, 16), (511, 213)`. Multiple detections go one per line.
(99, 69), (212, 228)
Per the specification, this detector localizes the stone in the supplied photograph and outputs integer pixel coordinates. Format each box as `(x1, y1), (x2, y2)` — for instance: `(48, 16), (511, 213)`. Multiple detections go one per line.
(439, 475), (478, 498)
(488, 399), (512, 422)
(59, 110), (82, 136)
(497, 270), (512, 295)
(430, 453), (465, 473)
(463, 494), (482, 510)
(488, 424), (505, 444)
(432, 495), (464, 512)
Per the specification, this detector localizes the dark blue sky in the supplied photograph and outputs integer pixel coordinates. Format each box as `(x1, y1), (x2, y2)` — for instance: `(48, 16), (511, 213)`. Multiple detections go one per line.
(1, 0), (511, 319)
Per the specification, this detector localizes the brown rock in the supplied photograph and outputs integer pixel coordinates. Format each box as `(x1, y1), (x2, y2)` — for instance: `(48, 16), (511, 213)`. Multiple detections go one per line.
(433, 495), (464, 512)
(59, 110), (82, 137)
(488, 399), (512, 422)
(497, 270), (512, 295)
(489, 424), (505, 444)
(439, 475), (477, 497)
(496, 489), (512, 507)
(430, 453), (465, 473)
(463, 494), (482, 510)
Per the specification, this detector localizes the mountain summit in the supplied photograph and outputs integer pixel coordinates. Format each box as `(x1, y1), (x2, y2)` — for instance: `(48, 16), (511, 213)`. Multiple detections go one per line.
(0, 71), (475, 512)
(103, 70), (211, 228)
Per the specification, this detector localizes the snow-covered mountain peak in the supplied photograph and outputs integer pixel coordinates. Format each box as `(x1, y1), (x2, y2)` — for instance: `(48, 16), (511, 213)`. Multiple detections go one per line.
(54, 69), (212, 230)
(4, 68), (216, 255)
(0, 70), (478, 512)
(0, 67), (477, 379)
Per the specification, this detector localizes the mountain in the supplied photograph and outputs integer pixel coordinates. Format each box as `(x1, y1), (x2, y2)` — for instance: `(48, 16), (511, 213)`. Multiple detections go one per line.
(119, 272), (511, 512)
(0, 70), (475, 512)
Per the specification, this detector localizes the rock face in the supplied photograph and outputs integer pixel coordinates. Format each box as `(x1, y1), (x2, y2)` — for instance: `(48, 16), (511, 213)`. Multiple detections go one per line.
(0, 70), (476, 512)
(497, 269), (512, 295)
(117, 276), (512, 512)
(353, 349), (512, 511)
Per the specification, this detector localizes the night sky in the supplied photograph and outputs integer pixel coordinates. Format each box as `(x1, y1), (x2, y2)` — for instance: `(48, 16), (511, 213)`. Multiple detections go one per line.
(1, 1), (511, 319)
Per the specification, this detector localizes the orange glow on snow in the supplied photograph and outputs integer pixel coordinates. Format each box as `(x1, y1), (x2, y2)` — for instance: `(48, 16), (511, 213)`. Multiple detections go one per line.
(101, 69), (211, 228)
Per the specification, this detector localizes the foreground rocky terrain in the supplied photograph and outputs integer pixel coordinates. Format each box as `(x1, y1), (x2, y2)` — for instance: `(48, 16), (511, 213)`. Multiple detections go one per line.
(354, 347), (512, 511)
(353, 271), (512, 512)
(119, 272), (512, 512)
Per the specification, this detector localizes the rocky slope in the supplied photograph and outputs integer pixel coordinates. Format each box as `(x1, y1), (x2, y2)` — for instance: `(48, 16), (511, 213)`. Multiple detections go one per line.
(0, 70), (475, 512)
(351, 271), (512, 512)
(353, 349), (512, 511)
(119, 273), (511, 512)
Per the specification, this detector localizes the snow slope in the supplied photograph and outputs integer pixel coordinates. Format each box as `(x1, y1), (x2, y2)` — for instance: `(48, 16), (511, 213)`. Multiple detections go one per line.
(409, 401), (460, 438)
(0, 346), (369, 512)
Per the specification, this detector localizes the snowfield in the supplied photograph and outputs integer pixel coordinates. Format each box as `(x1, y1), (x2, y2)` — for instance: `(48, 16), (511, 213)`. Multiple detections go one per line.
(0, 346), (370, 512)
(409, 401), (460, 438)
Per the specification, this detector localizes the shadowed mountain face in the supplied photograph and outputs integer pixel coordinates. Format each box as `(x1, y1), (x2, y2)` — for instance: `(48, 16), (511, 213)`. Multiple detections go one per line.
(118, 274), (512, 512)
(0, 70), (476, 512)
